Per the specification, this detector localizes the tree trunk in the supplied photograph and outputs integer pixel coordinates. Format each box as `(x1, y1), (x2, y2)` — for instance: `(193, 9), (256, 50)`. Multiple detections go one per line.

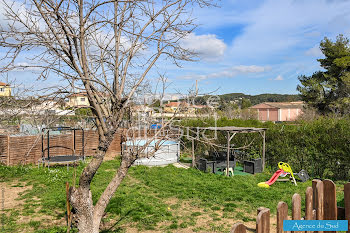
(69, 148), (134, 233)
(69, 186), (97, 233)
(93, 157), (133, 227)
(69, 147), (108, 233)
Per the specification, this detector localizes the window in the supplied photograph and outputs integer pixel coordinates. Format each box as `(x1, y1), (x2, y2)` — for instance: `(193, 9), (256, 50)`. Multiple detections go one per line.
(0, 88), (4, 92)
(80, 98), (85, 101)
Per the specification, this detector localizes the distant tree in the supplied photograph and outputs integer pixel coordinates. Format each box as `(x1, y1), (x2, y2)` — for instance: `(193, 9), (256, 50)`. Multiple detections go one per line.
(250, 94), (301, 105)
(211, 93), (301, 106)
(75, 108), (92, 116)
(241, 98), (252, 109)
(150, 99), (161, 108)
(297, 35), (350, 114)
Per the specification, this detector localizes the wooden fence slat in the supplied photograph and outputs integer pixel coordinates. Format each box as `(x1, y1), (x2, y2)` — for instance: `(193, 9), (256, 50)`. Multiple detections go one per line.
(231, 223), (246, 233)
(292, 193), (301, 220)
(292, 193), (302, 233)
(258, 207), (268, 215)
(345, 182), (350, 233)
(316, 180), (324, 233)
(312, 179), (320, 210)
(305, 187), (313, 233)
(256, 208), (270, 233)
(315, 180), (324, 220)
(323, 180), (337, 219)
(230, 180), (347, 233)
(277, 201), (289, 233)
(305, 187), (313, 220)
(323, 180), (337, 233)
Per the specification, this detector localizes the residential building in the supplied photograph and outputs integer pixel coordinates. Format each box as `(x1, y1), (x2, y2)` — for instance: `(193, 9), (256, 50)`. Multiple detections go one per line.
(250, 101), (304, 121)
(132, 104), (154, 119)
(34, 99), (75, 116)
(66, 93), (90, 107)
(0, 82), (11, 97)
(164, 101), (183, 113)
(163, 101), (206, 114)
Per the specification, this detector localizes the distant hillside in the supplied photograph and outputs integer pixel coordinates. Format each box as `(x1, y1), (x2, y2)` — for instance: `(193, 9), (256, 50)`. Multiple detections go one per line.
(219, 93), (302, 105)
(194, 93), (301, 106)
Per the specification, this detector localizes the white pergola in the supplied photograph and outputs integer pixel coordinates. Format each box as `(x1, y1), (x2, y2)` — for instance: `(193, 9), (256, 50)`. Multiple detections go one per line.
(188, 126), (267, 176)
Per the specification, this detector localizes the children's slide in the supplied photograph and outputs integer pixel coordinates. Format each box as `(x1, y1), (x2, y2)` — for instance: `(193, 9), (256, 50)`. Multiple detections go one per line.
(258, 162), (297, 188)
(265, 169), (284, 185)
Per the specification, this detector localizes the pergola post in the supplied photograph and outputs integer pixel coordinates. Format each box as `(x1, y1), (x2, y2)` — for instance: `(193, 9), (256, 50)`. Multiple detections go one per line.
(262, 130), (266, 171)
(191, 138), (195, 168)
(226, 131), (230, 176)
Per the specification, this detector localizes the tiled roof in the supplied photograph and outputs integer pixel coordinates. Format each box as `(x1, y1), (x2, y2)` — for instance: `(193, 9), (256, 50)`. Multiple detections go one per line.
(0, 82), (9, 86)
(165, 102), (207, 108)
(250, 101), (304, 109)
(165, 102), (182, 107)
(68, 92), (87, 97)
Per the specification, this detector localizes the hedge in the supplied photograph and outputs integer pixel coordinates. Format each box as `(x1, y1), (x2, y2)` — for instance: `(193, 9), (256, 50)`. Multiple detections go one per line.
(180, 117), (350, 180)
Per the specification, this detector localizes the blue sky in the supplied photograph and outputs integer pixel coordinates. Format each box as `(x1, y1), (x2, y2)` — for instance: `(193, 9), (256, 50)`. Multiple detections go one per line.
(2, 0), (350, 96)
(160, 0), (350, 95)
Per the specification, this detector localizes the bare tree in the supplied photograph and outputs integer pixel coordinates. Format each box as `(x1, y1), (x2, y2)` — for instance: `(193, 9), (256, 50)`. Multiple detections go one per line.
(0, 0), (213, 232)
(0, 78), (62, 134)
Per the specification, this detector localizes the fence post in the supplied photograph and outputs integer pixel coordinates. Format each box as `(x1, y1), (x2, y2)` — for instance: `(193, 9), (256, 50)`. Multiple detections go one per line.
(315, 180), (324, 219)
(257, 207), (268, 215)
(305, 187), (313, 233)
(312, 179), (320, 210)
(191, 139), (195, 168)
(292, 193), (302, 233)
(345, 182), (350, 233)
(323, 180), (337, 232)
(256, 208), (270, 233)
(316, 180), (324, 233)
(277, 201), (289, 233)
(230, 223), (246, 233)
(305, 187), (313, 220)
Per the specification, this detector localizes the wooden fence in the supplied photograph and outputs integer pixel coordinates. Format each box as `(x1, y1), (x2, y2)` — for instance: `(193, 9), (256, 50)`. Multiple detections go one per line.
(0, 130), (122, 165)
(0, 128), (172, 166)
(231, 179), (350, 233)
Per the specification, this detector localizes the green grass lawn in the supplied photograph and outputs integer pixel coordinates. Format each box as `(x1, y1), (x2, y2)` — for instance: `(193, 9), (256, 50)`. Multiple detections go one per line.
(0, 159), (346, 232)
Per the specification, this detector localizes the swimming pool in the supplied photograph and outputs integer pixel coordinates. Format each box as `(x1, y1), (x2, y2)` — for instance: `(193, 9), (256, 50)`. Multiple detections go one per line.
(123, 139), (180, 166)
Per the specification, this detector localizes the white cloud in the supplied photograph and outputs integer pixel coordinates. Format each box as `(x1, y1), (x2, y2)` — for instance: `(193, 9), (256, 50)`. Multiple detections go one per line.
(10, 62), (43, 71)
(231, 65), (266, 73)
(305, 31), (321, 38)
(179, 65), (269, 80)
(305, 45), (323, 57)
(181, 33), (227, 62)
(226, 0), (350, 62)
(274, 75), (283, 81)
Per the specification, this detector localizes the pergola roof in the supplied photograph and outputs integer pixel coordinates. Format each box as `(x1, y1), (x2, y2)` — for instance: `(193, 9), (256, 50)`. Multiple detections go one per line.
(192, 126), (267, 133)
(186, 125), (267, 176)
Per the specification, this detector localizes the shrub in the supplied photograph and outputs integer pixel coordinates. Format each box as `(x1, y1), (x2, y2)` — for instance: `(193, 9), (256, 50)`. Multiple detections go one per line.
(180, 117), (350, 180)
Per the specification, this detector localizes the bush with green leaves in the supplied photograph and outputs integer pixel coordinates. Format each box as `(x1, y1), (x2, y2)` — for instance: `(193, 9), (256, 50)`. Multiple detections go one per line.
(180, 117), (350, 180)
